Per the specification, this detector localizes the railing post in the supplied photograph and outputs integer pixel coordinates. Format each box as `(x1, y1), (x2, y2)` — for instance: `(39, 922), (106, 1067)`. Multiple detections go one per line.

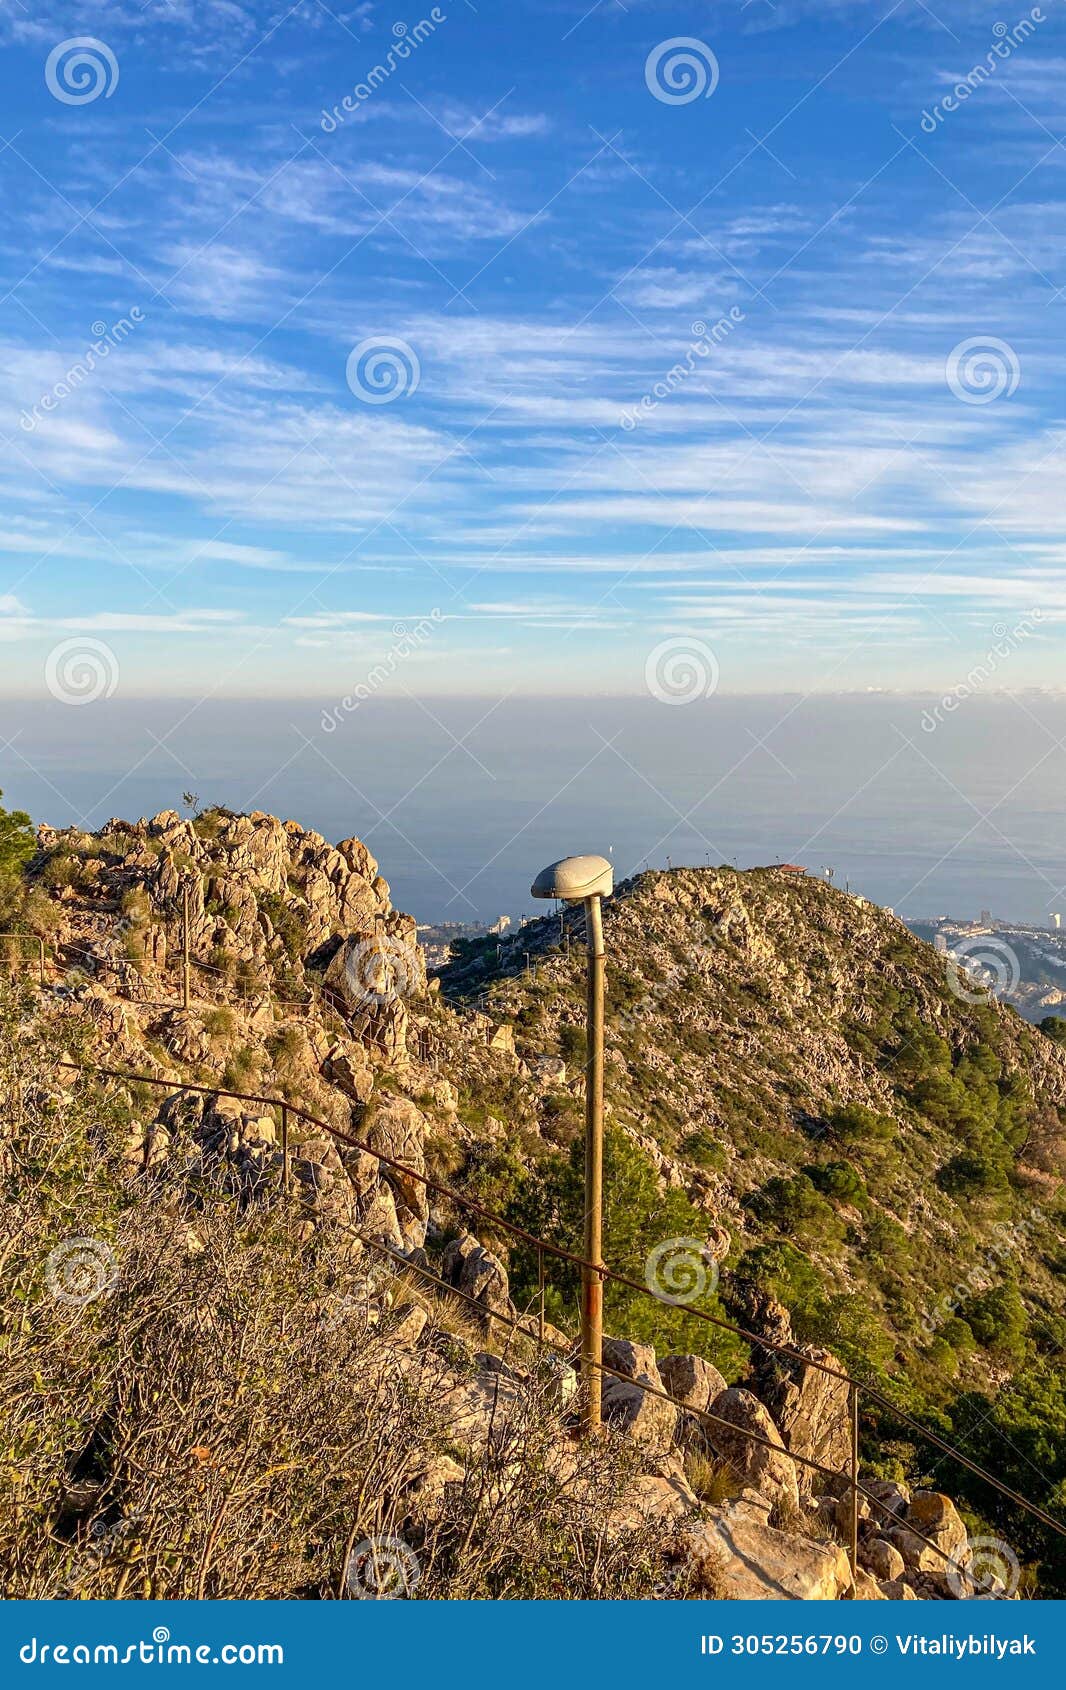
(537, 1245), (545, 1349)
(581, 892), (606, 1436)
(281, 1103), (290, 1195)
(37, 936), (45, 988)
(848, 1383), (860, 1594)
(181, 881), (191, 1012)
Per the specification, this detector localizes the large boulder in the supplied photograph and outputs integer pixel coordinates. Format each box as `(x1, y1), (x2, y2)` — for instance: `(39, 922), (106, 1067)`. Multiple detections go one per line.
(659, 1353), (728, 1414)
(441, 1233), (515, 1325)
(363, 1095), (429, 1248)
(763, 1345), (851, 1503)
(889, 1491), (968, 1576)
(686, 1496), (852, 1599)
(600, 1339), (678, 1451)
(704, 1388), (799, 1510)
(862, 1536), (906, 1582)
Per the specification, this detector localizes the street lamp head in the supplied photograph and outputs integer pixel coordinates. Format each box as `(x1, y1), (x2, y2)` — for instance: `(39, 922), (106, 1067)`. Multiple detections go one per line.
(531, 854), (613, 902)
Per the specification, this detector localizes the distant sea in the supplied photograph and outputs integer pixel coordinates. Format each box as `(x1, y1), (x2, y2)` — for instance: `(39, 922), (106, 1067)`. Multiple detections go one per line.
(2, 693), (1064, 927)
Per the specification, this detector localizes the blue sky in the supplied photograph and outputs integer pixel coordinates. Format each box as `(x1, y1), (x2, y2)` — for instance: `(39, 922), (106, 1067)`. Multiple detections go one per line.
(2, 0), (1066, 702)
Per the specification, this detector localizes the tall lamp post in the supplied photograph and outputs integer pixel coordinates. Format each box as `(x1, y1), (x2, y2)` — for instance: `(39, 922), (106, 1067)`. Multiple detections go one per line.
(531, 853), (613, 1433)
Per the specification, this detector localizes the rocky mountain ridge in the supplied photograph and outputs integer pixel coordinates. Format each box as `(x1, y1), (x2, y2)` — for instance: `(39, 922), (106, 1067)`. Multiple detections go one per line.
(4, 807), (1065, 1598)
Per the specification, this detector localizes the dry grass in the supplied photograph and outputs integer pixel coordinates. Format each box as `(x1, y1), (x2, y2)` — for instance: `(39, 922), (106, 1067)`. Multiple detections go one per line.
(0, 988), (697, 1601)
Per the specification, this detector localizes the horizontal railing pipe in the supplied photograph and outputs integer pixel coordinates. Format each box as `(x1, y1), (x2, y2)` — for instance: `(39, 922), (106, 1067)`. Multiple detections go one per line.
(53, 1056), (1066, 1547)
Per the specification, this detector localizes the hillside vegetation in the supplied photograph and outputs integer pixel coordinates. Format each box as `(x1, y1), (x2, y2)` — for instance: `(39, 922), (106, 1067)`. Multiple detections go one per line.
(1, 803), (1063, 1596)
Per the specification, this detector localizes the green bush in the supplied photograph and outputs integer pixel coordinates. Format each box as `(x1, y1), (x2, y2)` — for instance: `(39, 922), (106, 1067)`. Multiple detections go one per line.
(804, 1158), (867, 1206)
(743, 1173), (844, 1244)
(938, 1152), (1010, 1199)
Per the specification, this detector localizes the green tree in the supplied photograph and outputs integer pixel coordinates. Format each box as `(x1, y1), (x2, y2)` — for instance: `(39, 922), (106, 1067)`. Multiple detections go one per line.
(0, 792), (34, 877)
(508, 1126), (747, 1378)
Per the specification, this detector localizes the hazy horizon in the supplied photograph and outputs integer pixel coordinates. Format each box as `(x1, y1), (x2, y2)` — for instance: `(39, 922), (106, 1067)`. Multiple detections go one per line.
(4, 692), (1065, 928)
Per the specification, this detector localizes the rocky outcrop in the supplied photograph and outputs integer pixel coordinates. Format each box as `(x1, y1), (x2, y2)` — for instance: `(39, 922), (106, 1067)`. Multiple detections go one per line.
(888, 1491), (969, 1579)
(687, 1494), (852, 1600)
(704, 1387), (800, 1510)
(762, 1345), (851, 1505)
(601, 1338), (678, 1450)
(442, 1233), (515, 1326)
(364, 1095), (430, 1251)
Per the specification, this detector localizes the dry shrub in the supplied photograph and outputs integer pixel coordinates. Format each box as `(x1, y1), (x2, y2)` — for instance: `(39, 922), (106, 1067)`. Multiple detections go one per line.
(0, 989), (692, 1600)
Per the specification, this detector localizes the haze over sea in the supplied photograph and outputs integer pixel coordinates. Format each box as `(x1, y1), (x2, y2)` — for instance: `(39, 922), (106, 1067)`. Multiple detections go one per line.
(3, 692), (1064, 927)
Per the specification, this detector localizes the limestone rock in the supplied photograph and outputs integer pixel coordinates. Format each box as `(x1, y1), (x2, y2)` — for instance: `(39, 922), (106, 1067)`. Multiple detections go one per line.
(687, 1496), (852, 1600)
(659, 1353), (728, 1414)
(389, 1303), (429, 1346)
(763, 1345), (851, 1504)
(879, 1578), (918, 1599)
(600, 1338), (677, 1450)
(850, 1568), (888, 1600)
(862, 1536), (906, 1582)
(363, 1095), (429, 1248)
(889, 1491), (968, 1576)
(441, 1232), (515, 1324)
(705, 1387), (799, 1510)
(322, 1041), (373, 1104)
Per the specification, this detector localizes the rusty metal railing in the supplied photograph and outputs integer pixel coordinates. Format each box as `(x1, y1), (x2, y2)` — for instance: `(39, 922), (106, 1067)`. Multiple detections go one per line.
(52, 1057), (1066, 1598)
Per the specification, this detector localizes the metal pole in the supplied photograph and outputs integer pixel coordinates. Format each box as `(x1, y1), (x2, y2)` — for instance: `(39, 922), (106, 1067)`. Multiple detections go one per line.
(36, 936), (45, 988)
(848, 1383), (860, 1593)
(181, 881), (191, 1012)
(537, 1244), (545, 1349)
(281, 1103), (290, 1195)
(581, 892), (605, 1434)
